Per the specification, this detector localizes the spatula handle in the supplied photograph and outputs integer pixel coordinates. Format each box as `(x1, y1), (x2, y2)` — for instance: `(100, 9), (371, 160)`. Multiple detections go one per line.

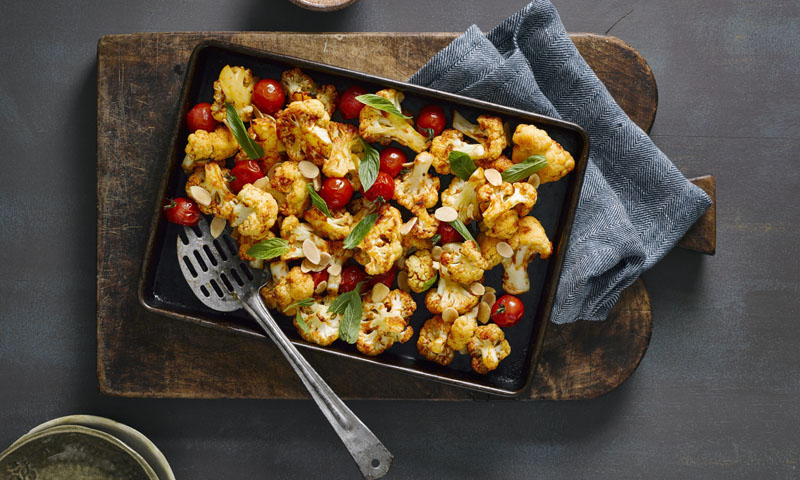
(243, 294), (392, 480)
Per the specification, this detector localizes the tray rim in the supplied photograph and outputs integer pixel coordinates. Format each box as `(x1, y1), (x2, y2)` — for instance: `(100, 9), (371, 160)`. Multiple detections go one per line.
(136, 39), (590, 397)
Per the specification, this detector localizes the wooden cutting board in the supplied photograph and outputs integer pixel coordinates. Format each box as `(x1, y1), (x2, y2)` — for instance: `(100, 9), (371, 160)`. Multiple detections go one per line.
(97, 32), (715, 400)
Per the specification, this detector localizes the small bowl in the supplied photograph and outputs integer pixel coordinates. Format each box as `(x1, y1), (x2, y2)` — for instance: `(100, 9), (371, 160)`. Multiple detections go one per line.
(289, 0), (359, 12)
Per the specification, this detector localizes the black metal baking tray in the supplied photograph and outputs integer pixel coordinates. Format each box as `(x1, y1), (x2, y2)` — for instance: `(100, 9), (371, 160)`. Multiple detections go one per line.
(138, 40), (589, 397)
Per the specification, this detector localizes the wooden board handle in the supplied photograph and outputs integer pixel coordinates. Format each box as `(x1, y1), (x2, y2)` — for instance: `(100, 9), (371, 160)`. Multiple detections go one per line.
(679, 175), (716, 255)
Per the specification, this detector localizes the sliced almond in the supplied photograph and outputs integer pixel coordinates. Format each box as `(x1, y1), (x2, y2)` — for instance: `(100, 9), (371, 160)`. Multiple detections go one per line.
(401, 161), (415, 168)
(298, 160), (320, 179)
(267, 163), (280, 178)
(398, 271), (410, 292)
(478, 301), (491, 324)
(371, 283), (390, 303)
(317, 251), (332, 268)
(253, 176), (271, 191)
(312, 175), (322, 191)
(528, 173), (541, 188)
(327, 263), (342, 276)
(302, 239), (321, 264)
(400, 217), (418, 235)
(497, 241), (514, 258)
(189, 186), (212, 206)
(209, 216), (226, 238)
(442, 307), (459, 323)
(482, 292), (496, 307)
(432, 261), (440, 270)
(434, 206), (458, 223)
(470, 282), (485, 296)
(431, 245), (444, 261)
(300, 260), (313, 273)
(484, 286), (496, 295)
(314, 280), (328, 295)
(484, 168), (502, 186)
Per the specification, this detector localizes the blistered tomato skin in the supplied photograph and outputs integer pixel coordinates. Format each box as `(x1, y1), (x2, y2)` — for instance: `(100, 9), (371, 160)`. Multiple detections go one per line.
(319, 177), (354, 210)
(362, 171), (395, 202)
(379, 147), (406, 177)
(186, 103), (218, 132)
(338, 85), (368, 120)
(416, 104), (446, 137)
(252, 79), (286, 115)
(311, 270), (330, 287)
(164, 197), (202, 226)
(437, 222), (463, 244)
(339, 265), (367, 293)
(229, 160), (264, 194)
(491, 294), (525, 327)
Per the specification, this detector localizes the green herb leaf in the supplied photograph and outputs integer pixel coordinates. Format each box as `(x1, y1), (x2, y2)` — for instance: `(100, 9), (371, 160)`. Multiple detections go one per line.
(358, 137), (380, 192)
(295, 311), (310, 334)
(420, 274), (438, 292)
(430, 234), (442, 245)
(355, 94), (411, 119)
(246, 238), (290, 260)
(338, 290), (363, 344)
(226, 103), (264, 160)
(306, 183), (332, 218)
(448, 151), (477, 181)
(286, 298), (315, 311)
(344, 212), (378, 250)
(501, 154), (547, 183)
(449, 219), (475, 243)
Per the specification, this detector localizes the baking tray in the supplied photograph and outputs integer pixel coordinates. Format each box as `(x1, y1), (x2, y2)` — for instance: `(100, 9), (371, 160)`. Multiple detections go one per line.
(138, 40), (589, 396)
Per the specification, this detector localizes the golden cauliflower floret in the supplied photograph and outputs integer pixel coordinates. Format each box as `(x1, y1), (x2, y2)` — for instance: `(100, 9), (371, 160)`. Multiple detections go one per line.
(269, 161), (310, 216)
(425, 275), (480, 315)
(281, 67), (338, 116)
(401, 234), (433, 253)
(417, 315), (455, 366)
(235, 116), (284, 171)
(357, 289), (416, 356)
(276, 99), (332, 165)
(358, 89), (430, 153)
(477, 180), (537, 230)
(467, 324), (511, 374)
(182, 125), (239, 172)
(448, 306), (478, 352)
(230, 184), (278, 241)
(185, 162), (236, 218)
(296, 295), (341, 346)
(501, 216), (552, 295)
(476, 232), (503, 269)
(512, 124), (575, 184)
(353, 204), (403, 275)
(452, 111), (506, 161)
(210, 65), (256, 122)
(429, 129), (487, 174)
(476, 154), (514, 172)
(441, 167), (486, 224)
(259, 265), (314, 313)
(410, 208), (439, 239)
(279, 215), (330, 262)
(478, 210), (520, 240)
(394, 151), (440, 238)
(404, 249), (437, 293)
(324, 122), (362, 179)
(439, 240), (489, 285)
(304, 207), (353, 240)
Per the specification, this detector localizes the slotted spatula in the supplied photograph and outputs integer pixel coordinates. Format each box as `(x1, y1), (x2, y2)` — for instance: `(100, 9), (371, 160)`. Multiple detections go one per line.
(176, 217), (392, 479)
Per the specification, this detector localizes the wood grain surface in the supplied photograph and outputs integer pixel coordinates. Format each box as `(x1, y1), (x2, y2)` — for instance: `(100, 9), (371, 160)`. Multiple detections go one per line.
(97, 32), (709, 400)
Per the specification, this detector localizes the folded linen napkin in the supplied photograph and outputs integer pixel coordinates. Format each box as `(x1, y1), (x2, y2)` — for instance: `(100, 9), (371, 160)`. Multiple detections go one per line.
(410, 0), (711, 324)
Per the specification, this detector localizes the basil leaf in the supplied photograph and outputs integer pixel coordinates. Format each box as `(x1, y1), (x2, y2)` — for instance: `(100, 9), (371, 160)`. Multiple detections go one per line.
(430, 234), (441, 245)
(246, 238), (290, 259)
(355, 94), (411, 119)
(358, 138), (380, 192)
(501, 154), (547, 183)
(344, 212), (378, 250)
(226, 103), (264, 160)
(286, 297), (315, 311)
(328, 291), (353, 315)
(449, 219), (475, 243)
(306, 183), (332, 218)
(338, 292), (363, 344)
(448, 151), (477, 181)
(420, 274), (438, 292)
(295, 311), (310, 334)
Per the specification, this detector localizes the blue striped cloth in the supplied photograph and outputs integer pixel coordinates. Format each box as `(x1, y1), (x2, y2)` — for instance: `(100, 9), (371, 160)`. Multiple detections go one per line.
(410, 0), (711, 324)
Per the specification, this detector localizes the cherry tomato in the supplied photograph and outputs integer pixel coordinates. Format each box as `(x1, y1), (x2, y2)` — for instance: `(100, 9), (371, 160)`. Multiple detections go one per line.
(367, 265), (397, 289)
(362, 171), (395, 202)
(338, 85), (368, 120)
(339, 264), (367, 293)
(379, 147), (406, 177)
(311, 270), (330, 287)
(229, 160), (264, 194)
(416, 104), (446, 138)
(319, 177), (354, 210)
(491, 295), (525, 327)
(437, 222), (463, 244)
(186, 103), (218, 133)
(164, 197), (201, 226)
(252, 79), (285, 115)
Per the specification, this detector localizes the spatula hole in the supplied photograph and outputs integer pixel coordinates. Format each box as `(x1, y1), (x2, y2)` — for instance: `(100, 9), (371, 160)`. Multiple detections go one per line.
(202, 245), (218, 266)
(371, 459), (380, 468)
(178, 228), (189, 245)
(199, 285), (210, 297)
(240, 263), (254, 281)
(209, 279), (224, 298)
(213, 239), (228, 260)
(193, 251), (208, 272)
(191, 224), (203, 238)
(230, 268), (244, 286)
(182, 256), (197, 277)
(220, 273), (234, 292)
(223, 236), (238, 256)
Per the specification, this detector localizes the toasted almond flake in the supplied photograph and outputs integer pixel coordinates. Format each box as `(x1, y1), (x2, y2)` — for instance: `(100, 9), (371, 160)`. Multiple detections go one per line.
(253, 176), (271, 191)
(434, 206), (458, 223)
(302, 239), (321, 264)
(497, 241), (514, 258)
(432, 261), (440, 270)
(431, 245), (444, 261)
(478, 302), (491, 324)
(298, 160), (320, 179)
(482, 292), (496, 307)
(267, 164), (280, 178)
(401, 161), (415, 168)
(317, 252), (332, 268)
(528, 173), (540, 188)
(209, 216), (226, 238)
(485, 168), (502, 186)
(371, 283), (390, 302)
(470, 282), (485, 296)
(327, 263), (342, 276)
(189, 186), (212, 206)
(484, 286), (496, 294)
(312, 175), (322, 191)
(400, 217), (418, 235)
(442, 307), (459, 323)
(300, 260), (313, 273)
(398, 271), (410, 292)
(315, 280), (328, 295)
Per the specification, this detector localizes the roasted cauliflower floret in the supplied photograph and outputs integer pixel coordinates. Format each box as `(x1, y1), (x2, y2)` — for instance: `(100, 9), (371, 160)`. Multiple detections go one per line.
(477, 180), (537, 231)
(276, 99), (332, 165)
(404, 249), (437, 293)
(401, 234), (433, 254)
(478, 210), (520, 240)
(441, 167), (486, 224)
(259, 265), (314, 313)
(476, 154), (514, 172)
(439, 240), (489, 285)
(394, 151), (441, 238)
(452, 111), (506, 161)
(501, 216), (553, 294)
(357, 289), (416, 356)
(235, 116), (284, 171)
(269, 161), (310, 216)
(425, 275), (480, 315)
(230, 184), (278, 241)
(353, 204), (403, 275)
(281, 67), (338, 116)
(448, 306), (478, 352)
(304, 207), (353, 240)
(358, 89), (430, 153)
(185, 162), (236, 218)
(476, 232), (504, 269)
(296, 295), (340, 346)
(512, 124), (575, 184)
(324, 122), (362, 179)
(417, 315), (455, 366)
(210, 65), (256, 122)
(279, 215), (330, 262)
(430, 129), (487, 174)
(182, 125), (239, 172)
(326, 241), (353, 295)
(467, 324), (511, 374)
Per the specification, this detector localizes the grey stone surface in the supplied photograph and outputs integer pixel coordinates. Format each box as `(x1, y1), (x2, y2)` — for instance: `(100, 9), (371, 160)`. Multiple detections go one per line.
(0, 0), (798, 478)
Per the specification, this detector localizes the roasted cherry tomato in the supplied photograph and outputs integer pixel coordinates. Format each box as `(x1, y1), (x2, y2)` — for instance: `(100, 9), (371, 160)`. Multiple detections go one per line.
(491, 294), (525, 327)
(186, 103), (218, 133)
(339, 264), (367, 293)
(319, 177), (354, 210)
(362, 171), (395, 202)
(379, 147), (406, 177)
(229, 160), (264, 194)
(311, 270), (330, 287)
(436, 222), (463, 244)
(164, 197), (201, 226)
(252, 79), (285, 115)
(416, 104), (446, 138)
(338, 85), (368, 120)
(367, 265), (397, 289)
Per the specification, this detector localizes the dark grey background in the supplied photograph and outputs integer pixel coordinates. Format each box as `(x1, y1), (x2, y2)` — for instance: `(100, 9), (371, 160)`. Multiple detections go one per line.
(1, 0), (798, 478)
